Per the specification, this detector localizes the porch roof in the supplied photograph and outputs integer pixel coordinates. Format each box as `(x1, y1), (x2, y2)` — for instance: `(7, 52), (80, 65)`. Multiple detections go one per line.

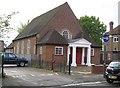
(68, 38), (91, 47)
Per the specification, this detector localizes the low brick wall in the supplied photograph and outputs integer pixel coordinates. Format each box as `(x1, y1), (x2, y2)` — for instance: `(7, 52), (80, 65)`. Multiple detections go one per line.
(91, 65), (107, 74)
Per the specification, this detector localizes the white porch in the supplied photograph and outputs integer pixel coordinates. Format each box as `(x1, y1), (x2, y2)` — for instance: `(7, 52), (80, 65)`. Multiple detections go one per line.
(67, 38), (92, 66)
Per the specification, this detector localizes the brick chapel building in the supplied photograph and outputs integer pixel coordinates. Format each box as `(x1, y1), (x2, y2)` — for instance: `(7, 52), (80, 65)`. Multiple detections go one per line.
(13, 2), (101, 67)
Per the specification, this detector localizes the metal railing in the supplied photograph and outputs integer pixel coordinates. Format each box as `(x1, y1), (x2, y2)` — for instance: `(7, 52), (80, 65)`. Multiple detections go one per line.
(16, 54), (67, 73)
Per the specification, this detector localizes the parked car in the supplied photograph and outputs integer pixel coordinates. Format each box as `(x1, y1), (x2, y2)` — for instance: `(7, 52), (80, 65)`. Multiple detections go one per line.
(0, 52), (28, 67)
(105, 61), (120, 83)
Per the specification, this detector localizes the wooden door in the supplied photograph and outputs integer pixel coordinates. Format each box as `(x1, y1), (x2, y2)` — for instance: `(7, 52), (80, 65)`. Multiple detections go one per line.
(76, 48), (82, 65)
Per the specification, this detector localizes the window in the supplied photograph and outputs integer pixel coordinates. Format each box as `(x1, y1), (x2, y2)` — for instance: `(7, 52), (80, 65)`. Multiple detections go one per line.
(40, 47), (42, 54)
(21, 40), (24, 54)
(91, 48), (94, 56)
(5, 53), (9, 58)
(63, 30), (69, 39)
(9, 53), (15, 58)
(34, 45), (36, 54)
(27, 39), (30, 54)
(14, 47), (16, 54)
(107, 53), (112, 60)
(61, 29), (72, 39)
(17, 42), (19, 54)
(113, 37), (119, 42)
(55, 47), (63, 55)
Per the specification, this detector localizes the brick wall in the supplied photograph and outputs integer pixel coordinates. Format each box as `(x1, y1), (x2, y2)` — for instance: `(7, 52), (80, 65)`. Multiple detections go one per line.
(48, 3), (83, 38)
(37, 45), (67, 64)
(37, 3), (83, 42)
(106, 35), (120, 61)
(13, 36), (36, 54)
(91, 65), (108, 74)
(91, 48), (101, 65)
(106, 36), (120, 51)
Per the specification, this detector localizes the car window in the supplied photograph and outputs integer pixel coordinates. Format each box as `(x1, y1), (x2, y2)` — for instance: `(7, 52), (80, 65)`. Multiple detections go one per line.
(5, 53), (9, 58)
(109, 62), (120, 68)
(9, 53), (15, 58)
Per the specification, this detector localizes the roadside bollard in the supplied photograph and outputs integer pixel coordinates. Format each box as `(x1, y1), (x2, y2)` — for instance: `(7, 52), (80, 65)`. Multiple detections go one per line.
(2, 55), (5, 78)
(69, 54), (72, 75)
(52, 59), (55, 72)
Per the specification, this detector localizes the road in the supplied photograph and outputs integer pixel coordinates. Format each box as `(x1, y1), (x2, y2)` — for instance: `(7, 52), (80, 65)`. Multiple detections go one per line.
(2, 65), (120, 88)
(62, 81), (120, 87)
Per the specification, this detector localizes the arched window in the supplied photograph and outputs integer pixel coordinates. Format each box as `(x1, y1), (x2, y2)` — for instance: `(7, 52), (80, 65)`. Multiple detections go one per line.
(63, 30), (69, 39)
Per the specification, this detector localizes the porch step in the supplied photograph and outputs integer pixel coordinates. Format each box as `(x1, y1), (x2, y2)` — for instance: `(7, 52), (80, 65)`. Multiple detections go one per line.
(71, 66), (91, 72)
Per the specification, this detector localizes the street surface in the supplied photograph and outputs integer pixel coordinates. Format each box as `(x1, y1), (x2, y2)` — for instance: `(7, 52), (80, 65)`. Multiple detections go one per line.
(2, 65), (120, 88)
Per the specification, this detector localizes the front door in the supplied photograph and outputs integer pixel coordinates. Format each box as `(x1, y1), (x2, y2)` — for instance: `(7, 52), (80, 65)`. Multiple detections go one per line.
(76, 48), (82, 65)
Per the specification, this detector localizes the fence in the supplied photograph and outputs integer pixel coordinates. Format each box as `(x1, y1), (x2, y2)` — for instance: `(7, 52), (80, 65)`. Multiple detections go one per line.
(16, 54), (67, 73)
(100, 51), (120, 65)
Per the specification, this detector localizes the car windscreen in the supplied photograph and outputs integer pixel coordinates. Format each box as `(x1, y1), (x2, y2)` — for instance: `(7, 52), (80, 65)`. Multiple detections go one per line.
(9, 53), (16, 58)
(109, 62), (120, 68)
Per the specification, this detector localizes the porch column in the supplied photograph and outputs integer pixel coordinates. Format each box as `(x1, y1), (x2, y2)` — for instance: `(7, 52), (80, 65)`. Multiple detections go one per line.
(71, 46), (77, 66)
(86, 46), (91, 66)
(67, 46), (70, 65)
(81, 48), (85, 65)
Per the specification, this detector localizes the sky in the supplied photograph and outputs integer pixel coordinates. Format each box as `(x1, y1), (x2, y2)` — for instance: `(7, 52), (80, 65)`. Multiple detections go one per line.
(0, 0), (120, 45)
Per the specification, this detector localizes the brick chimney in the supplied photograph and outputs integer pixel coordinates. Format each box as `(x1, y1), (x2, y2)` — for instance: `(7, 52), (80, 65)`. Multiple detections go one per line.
(109, 21), (114, 31)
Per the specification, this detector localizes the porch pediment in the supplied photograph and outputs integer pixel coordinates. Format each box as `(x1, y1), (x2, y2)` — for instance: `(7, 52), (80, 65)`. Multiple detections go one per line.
(68, 38), (91, 46)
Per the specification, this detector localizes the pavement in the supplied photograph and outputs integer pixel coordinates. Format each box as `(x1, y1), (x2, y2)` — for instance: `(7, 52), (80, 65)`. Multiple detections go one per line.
(1, 66), (106, 87)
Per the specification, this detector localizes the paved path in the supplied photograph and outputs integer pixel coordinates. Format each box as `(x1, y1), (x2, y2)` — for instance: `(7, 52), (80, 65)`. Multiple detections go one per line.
(2, 66), (119, 87)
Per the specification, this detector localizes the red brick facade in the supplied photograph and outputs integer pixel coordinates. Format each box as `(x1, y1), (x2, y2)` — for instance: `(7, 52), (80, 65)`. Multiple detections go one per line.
(13, 36), (36, 55)
(12, 2), (101, 68)
(46, 3), (83, 38)
(91, 48), (101, 65)
(37, 45), (67, 63)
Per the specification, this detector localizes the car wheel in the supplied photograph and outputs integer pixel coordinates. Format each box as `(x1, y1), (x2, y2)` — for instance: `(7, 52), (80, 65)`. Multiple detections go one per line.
(106, 78), (114, 83)
(19, 62), (25, 67)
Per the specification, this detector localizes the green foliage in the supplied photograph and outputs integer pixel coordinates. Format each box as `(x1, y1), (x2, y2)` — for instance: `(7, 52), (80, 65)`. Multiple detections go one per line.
(17, 20), (30, 33)
(79, 15), (107, 45)
(0, 12), (18, 44)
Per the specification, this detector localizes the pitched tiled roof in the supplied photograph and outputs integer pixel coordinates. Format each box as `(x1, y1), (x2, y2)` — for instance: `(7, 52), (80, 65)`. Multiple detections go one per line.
(37, 29), (68, 45)
(14, 2), (67, 40)
(14, 2), (101, 47)
(109, 25), (120, 35)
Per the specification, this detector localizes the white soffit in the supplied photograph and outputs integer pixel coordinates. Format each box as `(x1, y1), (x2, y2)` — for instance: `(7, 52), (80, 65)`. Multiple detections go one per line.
(69, 38), (91, 45)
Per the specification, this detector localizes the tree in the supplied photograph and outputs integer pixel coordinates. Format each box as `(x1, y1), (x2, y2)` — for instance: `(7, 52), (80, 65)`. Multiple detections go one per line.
(0, 12), (18, 45)
(79, 15), (107, 45)
(17, 20), (30, 33)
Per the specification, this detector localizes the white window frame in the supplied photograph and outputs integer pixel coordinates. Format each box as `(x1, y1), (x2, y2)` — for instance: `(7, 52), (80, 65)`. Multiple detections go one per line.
(91, 48), (94, 56)
(14, 47), (16, 54)
(62, 30), (69, 39)
(61, 29), (72, 39)
(40, 47), (42, 55)
(55, 47), (63, 55)
(113, 36), (119, 42)
(34, 45), (36, 54)
(27, 39), (30, 54)
(17, 42), (19, 54)
(21, 40), (24, 54)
